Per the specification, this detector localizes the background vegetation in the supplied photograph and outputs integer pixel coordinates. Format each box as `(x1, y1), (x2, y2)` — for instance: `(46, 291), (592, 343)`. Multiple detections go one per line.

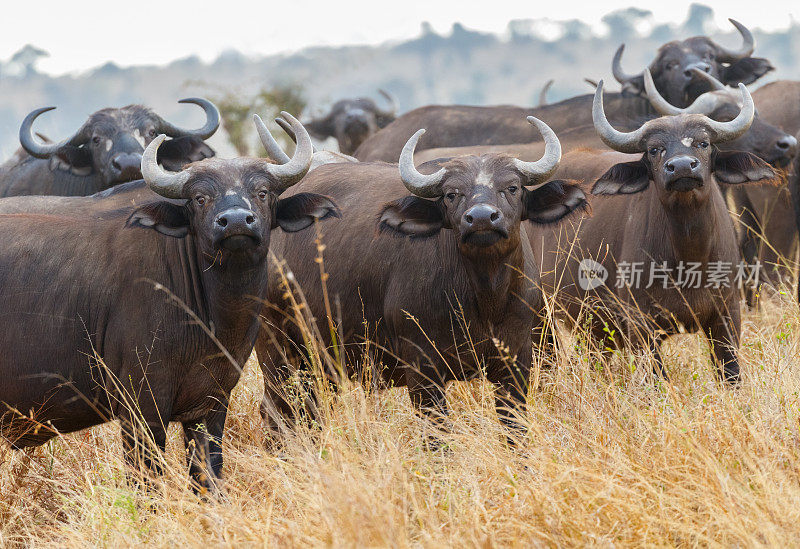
(1, 286), (799, 545)
(2, 4), (800, 157)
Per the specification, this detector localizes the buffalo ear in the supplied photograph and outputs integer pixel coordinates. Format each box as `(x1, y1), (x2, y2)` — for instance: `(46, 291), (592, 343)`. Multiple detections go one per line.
(375, 113), (395, 129)
(720, 57), (774, 86)
(304, 117), (335, 140)
(523, 180), (589, 224)
(620, 74), (645, 96)
(592, 158), (651, 195)
(157, 136), (215, 171)
(713, 150), (778, 184)
(378, 196), (446, 238)
(275, 192), (341, 232)
(127, 201), (190, 237)
(54, 145), (93, 170)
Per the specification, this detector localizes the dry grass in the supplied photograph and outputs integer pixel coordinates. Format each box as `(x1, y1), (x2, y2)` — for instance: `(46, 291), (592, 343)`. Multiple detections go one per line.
(2, 284), (800, 547)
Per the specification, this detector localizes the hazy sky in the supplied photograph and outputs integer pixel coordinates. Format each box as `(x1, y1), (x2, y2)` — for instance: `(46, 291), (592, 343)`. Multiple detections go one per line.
(4, 0), (798, 75)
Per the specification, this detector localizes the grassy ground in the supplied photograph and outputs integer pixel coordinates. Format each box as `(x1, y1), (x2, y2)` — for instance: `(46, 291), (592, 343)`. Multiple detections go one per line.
(1, 286), (800, 547)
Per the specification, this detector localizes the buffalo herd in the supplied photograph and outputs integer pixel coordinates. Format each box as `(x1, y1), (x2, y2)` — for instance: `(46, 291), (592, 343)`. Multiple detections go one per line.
(0, 19), (798, 492)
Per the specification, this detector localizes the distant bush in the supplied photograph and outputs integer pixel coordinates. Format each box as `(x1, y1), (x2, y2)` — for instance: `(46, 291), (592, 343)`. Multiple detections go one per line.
(213, 84), (306, 157)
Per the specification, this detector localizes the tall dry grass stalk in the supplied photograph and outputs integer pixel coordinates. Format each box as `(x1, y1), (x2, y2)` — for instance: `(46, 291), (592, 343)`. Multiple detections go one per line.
(1, 273), (800, 546)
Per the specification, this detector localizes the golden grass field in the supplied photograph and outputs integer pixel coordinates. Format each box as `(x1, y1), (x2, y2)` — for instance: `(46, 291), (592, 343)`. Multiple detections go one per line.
(1, 281), (800, 547)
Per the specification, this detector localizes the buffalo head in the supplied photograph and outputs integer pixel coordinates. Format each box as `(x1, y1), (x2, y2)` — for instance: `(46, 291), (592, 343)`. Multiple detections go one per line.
(592, 79), (778, 204)
(305, 90), (398, 155)
(379, 117), (587, 253)
(613, 19), (773, 108)
(128, 112), (339, 264)
(20, 99), (220, 187)
(644, 69), (797, 168)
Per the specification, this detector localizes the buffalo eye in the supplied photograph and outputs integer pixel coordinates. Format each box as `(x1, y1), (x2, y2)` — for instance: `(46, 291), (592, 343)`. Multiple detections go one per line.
(698, 141), (709, 149)
(148, 128), (157, 138)
(506, 185), (518, 195)
(445, 192), (458, 202)
(92, 136), (102, 145)
(257, 189), (268, 201)
(195, 195), (206, 206)
(667, 61), (678, 71)
(649, 147), (661, 157)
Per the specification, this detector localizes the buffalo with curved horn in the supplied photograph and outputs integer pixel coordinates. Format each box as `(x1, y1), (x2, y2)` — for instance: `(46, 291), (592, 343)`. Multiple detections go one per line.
(0, 99), (220, 197)
(304, 90), (399, 155)
(613, 19), (773, 108)
(254, 116), (587, 445)
(531, 79), (780, 386)
(0, 112), (340, 494)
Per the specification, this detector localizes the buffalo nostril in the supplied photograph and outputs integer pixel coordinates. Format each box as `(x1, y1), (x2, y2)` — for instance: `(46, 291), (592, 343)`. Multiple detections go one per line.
(666, 163), (675, 172)
(490, 211), (499, 222)
(684, 70), (693, 78)
(690, 160), (698, 169)
(246, 215), (255, 225)
(465, 215), (473, 224)
(777, 140), (791, 150)
(216, 217), (228, 228)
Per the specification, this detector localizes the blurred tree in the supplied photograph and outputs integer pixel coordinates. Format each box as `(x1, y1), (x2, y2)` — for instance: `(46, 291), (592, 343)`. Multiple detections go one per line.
(3, 45), (49, 78)
(214, 84), (306, 157)
(682, 4), (714, 36)
(602, 8), (652, 42)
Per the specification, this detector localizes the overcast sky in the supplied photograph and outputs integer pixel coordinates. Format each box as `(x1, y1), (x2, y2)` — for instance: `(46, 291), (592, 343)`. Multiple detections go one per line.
(4, 0), (798, 75)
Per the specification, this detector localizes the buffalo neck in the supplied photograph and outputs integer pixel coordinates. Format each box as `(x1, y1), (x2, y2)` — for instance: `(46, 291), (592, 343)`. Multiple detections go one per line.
(171, 235), (270, 351)
(453, 229), (529, 323)
(652, 182), (725, 265)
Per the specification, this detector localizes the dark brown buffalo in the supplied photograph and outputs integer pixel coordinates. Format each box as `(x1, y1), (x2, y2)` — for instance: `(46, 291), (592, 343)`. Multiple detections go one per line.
(530, 82), (777, 383)
(0, 99), (219, 197)
(0, 114), (338, 492)
(254, 117), (586, 442)
(612, 19), (772, 107)
(353, 92), (655, 162)
(414, 70), (796, 170)
(726, 81), (800, 297)
(304, 90), (398, 154)
(354, 21), (771, 163)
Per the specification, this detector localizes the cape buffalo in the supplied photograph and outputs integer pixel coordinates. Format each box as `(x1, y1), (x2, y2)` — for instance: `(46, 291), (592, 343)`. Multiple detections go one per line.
(531, 81), (778, 383)
(725, 81), (800, 299)
(0, 114), (339, 492)
(0, 98), (219, 197)
(354, 21), (772, 162)
(612, 19), (772, 107)
(254, 117), (587, 444)
(259, 115), (359, 170)
(414, 70), (796, 171)
(304, 90), (398, 154)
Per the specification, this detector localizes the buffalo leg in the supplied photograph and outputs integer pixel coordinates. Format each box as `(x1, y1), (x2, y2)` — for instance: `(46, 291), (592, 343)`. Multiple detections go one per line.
(788, 169), (800, 303)
(708, 314), (741, 386)
(406, 364), (449, 449)
(120, 416), (168, 478)
(532, 313), (559, 370)
(649, 337), (668, 382)
(254, 321), (317, 440)
(182, 406), (227, 494)
(736, 192), (762, 308)
(488, 344), (531, 444)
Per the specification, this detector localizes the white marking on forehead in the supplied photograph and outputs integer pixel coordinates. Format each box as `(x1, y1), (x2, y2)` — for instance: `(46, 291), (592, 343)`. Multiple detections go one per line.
(225, 189), (236, 196)
(681, 137), (693, 147)
(475, 170), (493, 187)
(105, 139), (112, 151)
(133, 129), (146, 148)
